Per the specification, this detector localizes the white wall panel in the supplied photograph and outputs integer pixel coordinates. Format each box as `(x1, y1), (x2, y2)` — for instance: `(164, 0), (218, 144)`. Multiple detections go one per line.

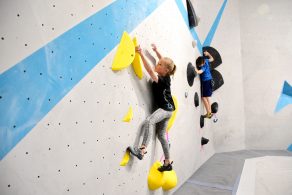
(0, 1), (216, 194)
(239, 0), (292, 149)
(0, 0), (113, 73)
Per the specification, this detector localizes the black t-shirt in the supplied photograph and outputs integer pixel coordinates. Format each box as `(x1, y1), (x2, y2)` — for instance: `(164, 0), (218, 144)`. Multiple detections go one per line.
(152, 76), (175, 111)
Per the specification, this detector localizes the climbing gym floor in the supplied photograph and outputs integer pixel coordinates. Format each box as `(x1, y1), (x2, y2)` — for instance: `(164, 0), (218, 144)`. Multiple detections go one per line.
(174, 150), (292, 195)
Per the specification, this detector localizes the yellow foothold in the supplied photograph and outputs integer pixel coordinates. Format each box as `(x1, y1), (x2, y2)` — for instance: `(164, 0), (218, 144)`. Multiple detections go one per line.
(148, 161), (165, 190)
(166, 96), (178, 131)
(162, 170), (178, 191)
(123, 106), (133, 122)
(132, 37), (143, 79)
(112, 31), (135, 71)
(120, 149), (130, 166)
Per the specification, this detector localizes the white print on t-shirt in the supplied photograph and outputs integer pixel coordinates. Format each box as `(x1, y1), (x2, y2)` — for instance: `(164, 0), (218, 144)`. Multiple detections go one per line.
(163, 89), (173, 110)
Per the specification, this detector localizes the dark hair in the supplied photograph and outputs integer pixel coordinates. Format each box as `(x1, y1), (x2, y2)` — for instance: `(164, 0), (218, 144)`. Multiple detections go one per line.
(196, 56), (205, 67)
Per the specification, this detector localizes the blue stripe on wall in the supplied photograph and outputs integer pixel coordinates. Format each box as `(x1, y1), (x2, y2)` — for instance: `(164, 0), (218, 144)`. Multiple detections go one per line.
(175, 0), (227, 52)
(0, 0), (165, 160)
(203, 0), (227, 47)
(175, 0), (203, 53)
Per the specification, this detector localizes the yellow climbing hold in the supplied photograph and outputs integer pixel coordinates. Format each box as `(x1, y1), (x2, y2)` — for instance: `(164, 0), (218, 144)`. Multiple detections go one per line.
(148, 161), (165, 190)
(147, 161), (178, 191)
(123, 106), (133, 122)
(166, 96), (178, 131)
(112, 31), (135, 71)
(162, 170), (178, 191)
(120, 149), (130, 166)
(132, 37), (143, 79)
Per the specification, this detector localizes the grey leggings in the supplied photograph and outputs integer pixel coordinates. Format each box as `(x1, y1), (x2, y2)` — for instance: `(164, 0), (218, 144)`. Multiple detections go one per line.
(142, 108), (173, 159)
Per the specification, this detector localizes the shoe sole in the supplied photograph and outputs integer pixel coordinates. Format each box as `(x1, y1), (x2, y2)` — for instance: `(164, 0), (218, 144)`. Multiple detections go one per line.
(127, 147), (143, 160)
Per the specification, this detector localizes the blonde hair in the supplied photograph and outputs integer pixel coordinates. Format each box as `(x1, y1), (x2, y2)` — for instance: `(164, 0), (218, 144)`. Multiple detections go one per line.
(163, 57), (176, 76)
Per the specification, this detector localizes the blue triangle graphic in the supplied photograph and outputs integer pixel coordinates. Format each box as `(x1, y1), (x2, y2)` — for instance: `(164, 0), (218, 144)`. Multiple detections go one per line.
(283, 80), (292, 96)
(275, 94), (292, 112)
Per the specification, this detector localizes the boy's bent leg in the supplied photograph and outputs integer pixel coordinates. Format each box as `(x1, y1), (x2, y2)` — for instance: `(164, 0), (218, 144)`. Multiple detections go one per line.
(206, 97), (212, 114)
(202, 97), (209, 114)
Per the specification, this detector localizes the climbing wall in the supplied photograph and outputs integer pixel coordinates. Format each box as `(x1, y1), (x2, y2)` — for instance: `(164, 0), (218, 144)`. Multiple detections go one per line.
(1, 0), (218, 194)
(239, 0), (292, 150)
(5, 0), (284, 193)
(0, 0), (113, 74)
(188, 0), (246, 152)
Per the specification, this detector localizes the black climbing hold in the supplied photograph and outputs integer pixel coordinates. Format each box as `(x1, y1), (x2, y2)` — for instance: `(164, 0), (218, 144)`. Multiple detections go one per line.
(186, 0), (199, 28)
(211, 102), (218, 113)
(203, 55), (210, 60)
(200, 115), (204, 128)
(201, 137), (209, 145)
(194, 92), (199, 107)
(202, 46), (222, 70)
(211, 69), (224, 92)
(187, 62), (196, 86)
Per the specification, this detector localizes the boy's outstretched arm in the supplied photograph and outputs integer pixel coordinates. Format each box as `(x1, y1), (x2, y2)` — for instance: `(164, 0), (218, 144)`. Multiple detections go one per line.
(151, 44), (162, 59)
(204, 51), (214, 62)
(136, 46), (159, 83)
(194, 66), (203, 74)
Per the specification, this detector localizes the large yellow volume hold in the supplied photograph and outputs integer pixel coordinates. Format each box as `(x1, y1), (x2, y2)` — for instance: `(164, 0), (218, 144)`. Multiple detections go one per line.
(123, 106), (133, 122)
(132, 37), (143, 79)
(112, 31), (135, 71)
(162, 170), (178, 191)
(148, 161), (165, 190)
(166, 96), (178, 131)
(119, 149), (130, 166)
